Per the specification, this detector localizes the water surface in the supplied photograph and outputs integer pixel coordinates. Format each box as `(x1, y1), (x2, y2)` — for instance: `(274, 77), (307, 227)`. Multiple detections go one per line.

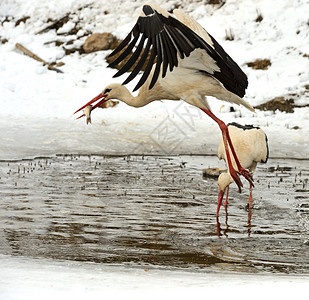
(0, 155), (308, 274)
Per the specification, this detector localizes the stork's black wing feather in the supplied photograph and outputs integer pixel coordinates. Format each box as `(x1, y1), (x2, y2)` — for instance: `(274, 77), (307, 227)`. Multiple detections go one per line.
(208, 34), (248, 98)
(107, 4), (248, 97)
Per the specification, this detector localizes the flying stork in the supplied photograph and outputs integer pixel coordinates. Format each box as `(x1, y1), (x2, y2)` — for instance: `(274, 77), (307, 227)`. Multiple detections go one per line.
(74, 3), (255, 191)
(217, 122), (269, 216)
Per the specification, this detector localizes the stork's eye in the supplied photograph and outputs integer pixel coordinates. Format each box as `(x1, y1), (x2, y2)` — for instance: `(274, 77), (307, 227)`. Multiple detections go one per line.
(104, 88), (112, 94)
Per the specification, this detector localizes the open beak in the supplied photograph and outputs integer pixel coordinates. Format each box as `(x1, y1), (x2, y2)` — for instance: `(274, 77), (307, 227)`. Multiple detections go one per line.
(73, 93), (108, 119)
(217, 190), (225, 216)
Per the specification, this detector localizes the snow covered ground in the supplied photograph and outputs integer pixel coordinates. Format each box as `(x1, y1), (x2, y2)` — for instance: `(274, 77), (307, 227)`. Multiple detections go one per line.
(0, 0), (308, 160)
(1, 0), (309, 297)
(1, 255), (309, 300)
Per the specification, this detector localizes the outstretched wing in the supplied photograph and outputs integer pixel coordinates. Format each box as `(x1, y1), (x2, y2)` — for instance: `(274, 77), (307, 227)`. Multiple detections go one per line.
(108, 4), (248, 97)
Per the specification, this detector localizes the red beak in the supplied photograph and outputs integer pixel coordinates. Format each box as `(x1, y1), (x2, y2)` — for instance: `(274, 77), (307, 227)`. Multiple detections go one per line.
(217, 190), (225, 216)
(73, 93), (108, 117)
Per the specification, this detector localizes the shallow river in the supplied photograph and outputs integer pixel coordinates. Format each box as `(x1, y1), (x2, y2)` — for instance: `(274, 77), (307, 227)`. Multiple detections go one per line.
(0, 155), (308, 274)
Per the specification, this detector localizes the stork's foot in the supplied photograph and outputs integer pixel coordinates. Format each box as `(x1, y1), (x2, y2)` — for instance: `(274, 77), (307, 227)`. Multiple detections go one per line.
(230, 168), (254, 193)
(238, 168), (254, 188)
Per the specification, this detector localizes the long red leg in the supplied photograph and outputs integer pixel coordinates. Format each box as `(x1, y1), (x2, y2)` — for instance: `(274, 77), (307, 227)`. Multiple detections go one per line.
(247, 186), (253, 237)
(248, 183), (253, 209)
(200, 109), (254, 191)
(217, 190), (225, 216)
(224, 185), (229, 206)
(201, 109), (242, 191)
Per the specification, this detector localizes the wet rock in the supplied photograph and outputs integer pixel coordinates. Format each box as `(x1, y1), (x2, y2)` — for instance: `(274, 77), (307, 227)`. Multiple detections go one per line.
(202, 167), (226, 179)
(83, 32), (117, 53)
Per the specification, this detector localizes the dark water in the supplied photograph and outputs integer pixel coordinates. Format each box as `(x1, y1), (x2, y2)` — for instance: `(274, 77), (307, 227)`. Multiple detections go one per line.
(0, 155), (308, 274)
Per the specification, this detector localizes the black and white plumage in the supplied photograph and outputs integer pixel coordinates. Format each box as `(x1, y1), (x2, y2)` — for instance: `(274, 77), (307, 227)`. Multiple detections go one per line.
(108, 4), (248, 96)
(217, 122), (269, 216)
(74, 3), (255, 193)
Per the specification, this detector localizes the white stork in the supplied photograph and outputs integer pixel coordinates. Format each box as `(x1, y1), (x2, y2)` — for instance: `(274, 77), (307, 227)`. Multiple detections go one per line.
(74, 3), (255, 191)
(217, 122), (269, 216)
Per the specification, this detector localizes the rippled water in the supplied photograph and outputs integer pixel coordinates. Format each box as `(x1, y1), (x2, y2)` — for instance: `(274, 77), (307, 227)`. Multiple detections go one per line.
(0, 155), (308, 274)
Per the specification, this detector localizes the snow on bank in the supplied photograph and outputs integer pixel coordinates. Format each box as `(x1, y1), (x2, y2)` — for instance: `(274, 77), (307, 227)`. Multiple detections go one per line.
(0, 255), (308, 300)
(0, 0), (308, 160)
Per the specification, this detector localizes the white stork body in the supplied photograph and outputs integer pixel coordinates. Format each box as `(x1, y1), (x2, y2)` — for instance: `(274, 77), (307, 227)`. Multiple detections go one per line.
(98, 64), (253, 111)
(217, 123), (269, 215)
(75, 3), (255, 199)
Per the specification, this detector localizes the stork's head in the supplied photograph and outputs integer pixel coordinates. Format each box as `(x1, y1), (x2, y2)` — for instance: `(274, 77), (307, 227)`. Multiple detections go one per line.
(218, 172), (233, 192)
(100, 83), (125, 101)
(73, 83), (124, 117)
